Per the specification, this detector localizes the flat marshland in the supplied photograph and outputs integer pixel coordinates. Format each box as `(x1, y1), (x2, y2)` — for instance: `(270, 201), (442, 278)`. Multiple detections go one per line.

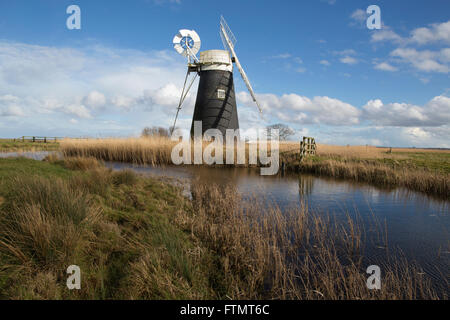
(0, 156), (446, 299)
(61, 137), (450, 198)
(0, 139), (59, 152)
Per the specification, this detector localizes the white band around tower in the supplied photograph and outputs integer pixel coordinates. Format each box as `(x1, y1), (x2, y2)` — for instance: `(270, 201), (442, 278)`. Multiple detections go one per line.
(199, 50), (233, 72)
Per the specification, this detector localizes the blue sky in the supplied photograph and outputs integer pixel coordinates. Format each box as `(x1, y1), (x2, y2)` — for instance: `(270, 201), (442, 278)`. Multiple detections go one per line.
(0, 0), (449, 147)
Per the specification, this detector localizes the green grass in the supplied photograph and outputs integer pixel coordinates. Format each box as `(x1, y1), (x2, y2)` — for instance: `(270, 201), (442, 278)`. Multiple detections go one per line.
(0, 157), (445, 299)
(279, 151), (450, 198)
(0, 140), (60, 152)
(302, 152), (450, 174)
(0, 158), (73, 188)
(0, 157), (213, 299)
(384, 152), (450, 174)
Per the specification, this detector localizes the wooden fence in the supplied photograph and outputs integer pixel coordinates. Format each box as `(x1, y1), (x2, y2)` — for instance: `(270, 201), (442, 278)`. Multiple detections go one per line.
(13, 136), (62, 143)
(299, 137), (316, 162)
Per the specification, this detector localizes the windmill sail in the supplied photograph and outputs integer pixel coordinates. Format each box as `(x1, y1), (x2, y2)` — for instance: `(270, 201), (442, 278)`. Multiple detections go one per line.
(220, 16), (262, 114)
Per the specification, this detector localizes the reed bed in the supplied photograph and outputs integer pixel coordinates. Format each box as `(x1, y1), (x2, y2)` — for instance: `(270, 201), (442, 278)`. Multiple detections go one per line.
(316, 144), (450, 159)
(316, 144), (388, 159)
(61, 138), (450, 197)
(0, 157), (446, 299)
(61, 137), (176, 165)
(181, 182), (446, 299)
(61, 137), (289, 166)
(299, 159), (449, 198)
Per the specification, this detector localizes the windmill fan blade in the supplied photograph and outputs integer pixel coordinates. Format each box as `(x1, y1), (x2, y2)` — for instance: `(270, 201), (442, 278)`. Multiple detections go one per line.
(173, 29), (201, 58)
(234, 56), (263, 114)
(220, 18), (262, 114)
(220, 16), (237, 49)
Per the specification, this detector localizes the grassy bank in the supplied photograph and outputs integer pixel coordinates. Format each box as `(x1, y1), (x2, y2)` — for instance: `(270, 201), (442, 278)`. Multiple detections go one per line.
(0, 139), (59, 152)
(61, 138), (450, 198)
(281, 145), (450, 198)
(0, 156), (446, 299)
(0, 157), (212, 299)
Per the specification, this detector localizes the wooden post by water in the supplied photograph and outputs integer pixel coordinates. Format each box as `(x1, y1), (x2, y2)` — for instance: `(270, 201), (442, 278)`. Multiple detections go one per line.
(299, 137), (317, 162)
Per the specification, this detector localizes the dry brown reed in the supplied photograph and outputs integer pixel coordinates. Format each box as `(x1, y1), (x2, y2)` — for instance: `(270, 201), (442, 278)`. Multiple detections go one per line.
(0, 156), (445, 299)
(61, 138), (450, 197)
(178, 182), (446, 300)
(317, 144), (450, 158)
(299, 159), (449, 198)
(61, 137), (176, 165)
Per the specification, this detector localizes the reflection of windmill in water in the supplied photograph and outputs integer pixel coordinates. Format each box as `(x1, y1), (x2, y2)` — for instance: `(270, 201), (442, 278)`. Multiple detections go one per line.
(171, 16), (262, 136)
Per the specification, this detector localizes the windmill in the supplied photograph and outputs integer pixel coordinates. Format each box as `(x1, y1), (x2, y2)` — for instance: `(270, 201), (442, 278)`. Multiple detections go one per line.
(171, 16), (262, 136)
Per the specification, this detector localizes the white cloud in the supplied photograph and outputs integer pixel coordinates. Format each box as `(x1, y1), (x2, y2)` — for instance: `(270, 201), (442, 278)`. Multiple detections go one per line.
(333, 49), (359, 65)
(334, 49), (356, 56)
(320, 60), (331, 66)
(350, 9), (366, 25)
(440, 48), (450, 62)
(371, 28), (404, 44)
(111, 95), (135, 110)
(410, 21), (450, 45)
(64, 105), (92, 119)
(0, 94), (26, 117)
(374, 62), (398, 72)
(390, 48), (449, 73)
(0, 41), (191, 136)
(403, 127), (430, 139)
(271, 53), (292, 59)
(362, 95), (450, 127)
(0, 105), (25, 117)
(83, 91), (106, 109)
(0, 94), (20, 104)
(142, 83), (183, 108)
(237, 92), (360, 126)
(340, 56), (358, 65)
(0, 40), (448, 147)
(371, 20), (450, 45)
(369, 21), (450, 74)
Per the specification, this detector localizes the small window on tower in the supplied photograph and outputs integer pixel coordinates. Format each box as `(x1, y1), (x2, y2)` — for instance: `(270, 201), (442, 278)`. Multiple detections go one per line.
(217, 89), (226, 100)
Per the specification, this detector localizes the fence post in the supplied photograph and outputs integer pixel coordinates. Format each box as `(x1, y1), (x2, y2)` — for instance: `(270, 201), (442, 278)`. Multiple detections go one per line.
(299, 137), (317, 162)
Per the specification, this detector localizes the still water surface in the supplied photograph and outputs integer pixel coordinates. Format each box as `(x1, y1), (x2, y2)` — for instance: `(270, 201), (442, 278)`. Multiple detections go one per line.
(108, 162), (449, 286)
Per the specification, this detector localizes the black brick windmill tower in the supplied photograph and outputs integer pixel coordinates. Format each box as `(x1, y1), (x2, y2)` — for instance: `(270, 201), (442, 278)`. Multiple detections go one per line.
(171, 16), (262, 136)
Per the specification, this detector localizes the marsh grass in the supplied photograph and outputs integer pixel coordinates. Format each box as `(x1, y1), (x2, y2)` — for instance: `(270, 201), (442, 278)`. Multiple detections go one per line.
(0, 139), (59, 152)
(281, 144), (450, 198)
(0, 157), (211, 299)
(182, 182), (446, 300)
(0, 156), (446, 299)
(298, 159), (449, 198)
(61, 138), (449, 197)
(61, 138), (175, 165)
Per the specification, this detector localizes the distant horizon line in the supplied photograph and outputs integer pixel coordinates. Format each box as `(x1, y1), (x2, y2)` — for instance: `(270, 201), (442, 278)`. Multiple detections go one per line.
(0, 136), (448, 151)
